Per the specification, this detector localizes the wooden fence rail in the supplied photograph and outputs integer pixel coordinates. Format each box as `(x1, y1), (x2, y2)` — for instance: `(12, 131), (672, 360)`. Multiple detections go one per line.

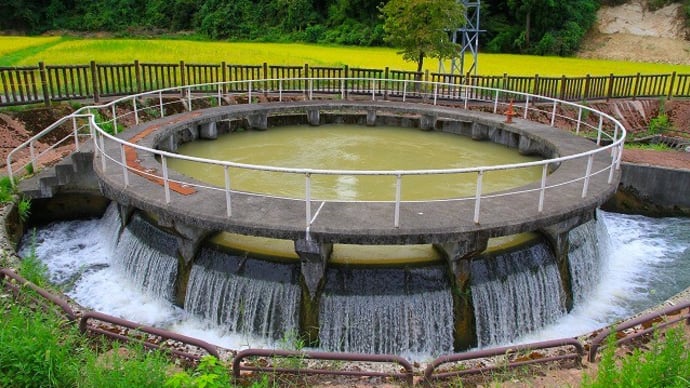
(0, 60), (688, 107)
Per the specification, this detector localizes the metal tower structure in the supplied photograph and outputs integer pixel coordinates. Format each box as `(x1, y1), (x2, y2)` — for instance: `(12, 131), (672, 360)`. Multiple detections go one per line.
(440, 0), (482, 76)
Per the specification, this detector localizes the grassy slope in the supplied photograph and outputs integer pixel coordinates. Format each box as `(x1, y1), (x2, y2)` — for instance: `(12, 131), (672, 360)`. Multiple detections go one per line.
(1, 36), (689, 76)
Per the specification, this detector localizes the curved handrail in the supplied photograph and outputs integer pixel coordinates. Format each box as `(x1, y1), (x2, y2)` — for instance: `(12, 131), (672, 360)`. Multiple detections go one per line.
(7, 77), (626, 228)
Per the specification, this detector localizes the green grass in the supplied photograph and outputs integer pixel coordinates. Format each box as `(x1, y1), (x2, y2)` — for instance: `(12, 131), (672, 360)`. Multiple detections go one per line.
(1, 36), (689, 76)
(583, 327), (690, 388)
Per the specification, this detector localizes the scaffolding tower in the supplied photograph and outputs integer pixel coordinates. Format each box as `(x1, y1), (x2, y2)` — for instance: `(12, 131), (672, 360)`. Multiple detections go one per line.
(440, 0), (483, 76)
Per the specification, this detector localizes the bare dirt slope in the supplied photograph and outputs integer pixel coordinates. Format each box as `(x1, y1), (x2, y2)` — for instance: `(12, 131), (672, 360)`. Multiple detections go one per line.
(578, 0), (690, 64)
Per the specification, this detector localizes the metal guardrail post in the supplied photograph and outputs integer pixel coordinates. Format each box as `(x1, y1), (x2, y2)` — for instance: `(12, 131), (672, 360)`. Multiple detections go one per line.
(305, 173), (312, 227)
(224, 165), (232, 218)
(538, 164), (548, 212)
(120, 143), (129, 187)
(159, 91), (164, 118)
(473, 171), (483, 224)
(582, 155), (594, 198)
(550, 100), (557, 127)
(161, 155), (171, 204)
(394, 174), (401, 228)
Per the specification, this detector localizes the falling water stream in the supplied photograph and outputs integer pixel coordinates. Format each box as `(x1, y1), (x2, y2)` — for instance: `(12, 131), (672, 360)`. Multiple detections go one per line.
(18, 207), (690, 355)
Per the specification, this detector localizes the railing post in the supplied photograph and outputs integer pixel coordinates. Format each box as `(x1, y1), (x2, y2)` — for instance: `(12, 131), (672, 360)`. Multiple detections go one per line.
(224, 166), (232, 218)
(111, 104), (118, 134)
(305, 173), (312, 227)
(90, 60), (100, 103)
(279, 79), (283, 102)
(596, 116), (603, 146)
(371, 79), (375, 101)
(72, 116), (80, 151)
(38, 61), (51, 106)
(608, 146), (617, 184)
(344, 65), (349, 99)
(158, 91), (164, 118)
(394, 174), (401, 228)
(120, 143), (129, 187)
(473, 171), (483, 224)
(132, 98), (139, 125)
(249, 80), (253, 103)
(186, 86), (192, 111)
(161, 155), (171, 204)
(538, 164), (548, 212)
(493, 90), (499, 113)
(433, 82), (438, 105)
(29, 140), (36, 170)
(582, 155), (594, 198)
(523, 96), (530, 119)
(576, 107), (583, 135)
(309, 79), (313, 100)
(550, 100), (557, 127)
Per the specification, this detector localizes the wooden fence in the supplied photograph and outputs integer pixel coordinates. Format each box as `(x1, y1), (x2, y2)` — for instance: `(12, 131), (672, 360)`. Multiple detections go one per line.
(1, 60), (689, 107)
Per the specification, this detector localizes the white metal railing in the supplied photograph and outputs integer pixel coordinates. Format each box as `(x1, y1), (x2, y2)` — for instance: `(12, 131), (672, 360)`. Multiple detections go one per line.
(7, 77), (626, 228)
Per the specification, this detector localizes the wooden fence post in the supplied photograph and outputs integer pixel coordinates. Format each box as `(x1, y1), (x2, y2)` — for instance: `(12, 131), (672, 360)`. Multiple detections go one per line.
(632, 72), (641, 100)
(606, 73), (614, 101)
(667, 71), (676, 100)
(559, 75), (567, 101)
(38, 62), (51, 106)
(90, 60), (100, 103)
(179, 60), (186, 97)
(263, 62), (268, 95)
(344, 64), (349, 99)
(221, 61), (227, 95)
(384, 66), (389, 100)
(533, 74), (540, 96)
(134, 60), (142, 93)
(583, 74), (591, 102)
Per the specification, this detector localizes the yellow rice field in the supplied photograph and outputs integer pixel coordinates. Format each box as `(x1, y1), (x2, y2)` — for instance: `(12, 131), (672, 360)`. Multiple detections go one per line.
(1, 36), (689, 76)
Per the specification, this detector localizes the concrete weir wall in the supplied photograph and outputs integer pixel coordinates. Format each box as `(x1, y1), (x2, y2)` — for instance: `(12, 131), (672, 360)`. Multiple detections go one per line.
(604, 163), (690, 216)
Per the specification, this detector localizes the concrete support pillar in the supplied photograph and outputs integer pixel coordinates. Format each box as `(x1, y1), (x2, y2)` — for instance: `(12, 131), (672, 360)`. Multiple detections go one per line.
(420, 114), (437, 131)
(471, 122), (489, 140)
(540, 211), (594, 311)
(156, 215), (212, 307)
(434, 232), (489, 350)
(199, 121), (217, 139)
(306, 109), (320, 126)
(116, 203), (134, 229)
(295, 239), (333, 346)
(157, 134), (178, 152)
(247, 112), (268, 130)
(366, 108), (377, 126)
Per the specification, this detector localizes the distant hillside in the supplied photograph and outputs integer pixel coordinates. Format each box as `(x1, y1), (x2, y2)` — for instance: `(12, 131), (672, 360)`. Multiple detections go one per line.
(578, 0), (690, 64)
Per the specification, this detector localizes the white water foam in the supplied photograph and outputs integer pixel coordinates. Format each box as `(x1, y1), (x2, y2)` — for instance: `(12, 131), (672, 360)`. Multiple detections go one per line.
(518, 210), (690, 343)
(18, 208), (690, 352)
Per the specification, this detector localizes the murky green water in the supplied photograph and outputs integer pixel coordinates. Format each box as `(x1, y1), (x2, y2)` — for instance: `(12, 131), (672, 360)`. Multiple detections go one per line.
(168, 125), (543, 201)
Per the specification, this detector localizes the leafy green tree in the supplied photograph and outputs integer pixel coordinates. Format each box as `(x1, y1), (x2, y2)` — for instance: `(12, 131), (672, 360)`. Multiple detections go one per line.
(380, 0), (465, 73)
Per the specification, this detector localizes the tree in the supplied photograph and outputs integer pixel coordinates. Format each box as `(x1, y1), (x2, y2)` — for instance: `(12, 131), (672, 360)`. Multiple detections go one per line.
(380, 0), (465, 73)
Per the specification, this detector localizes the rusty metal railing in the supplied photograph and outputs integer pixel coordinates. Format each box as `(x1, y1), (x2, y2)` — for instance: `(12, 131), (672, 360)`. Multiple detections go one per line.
(423, 338), (584, 383)
(0, 268), (77, 321)
(587, 300), (690, 362)
(79, 311), (220, 361)
(232, 348), (415, 385)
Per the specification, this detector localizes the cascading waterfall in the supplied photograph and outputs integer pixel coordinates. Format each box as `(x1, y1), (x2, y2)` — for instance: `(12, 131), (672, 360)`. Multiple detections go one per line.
(471, 241), (567, 347)
(184, 248), (300, 340)
(112, 214), (179, 301)
(568, 215), (610, 304)
(99, 202), (122, 253)
(319, 266), (454, 355)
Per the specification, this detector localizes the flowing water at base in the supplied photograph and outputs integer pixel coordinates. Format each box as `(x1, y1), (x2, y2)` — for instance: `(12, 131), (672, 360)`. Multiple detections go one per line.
(18, 209), (690, 354)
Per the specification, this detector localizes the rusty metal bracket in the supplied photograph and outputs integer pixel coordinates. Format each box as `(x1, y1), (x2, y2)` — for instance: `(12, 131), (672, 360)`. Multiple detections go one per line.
(232, 348), (415, 386)
(0, 268), (77, 321)
(79, 310), (220, 360)
(423, 338), (584, 383)
(588, 299), (690, 362)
